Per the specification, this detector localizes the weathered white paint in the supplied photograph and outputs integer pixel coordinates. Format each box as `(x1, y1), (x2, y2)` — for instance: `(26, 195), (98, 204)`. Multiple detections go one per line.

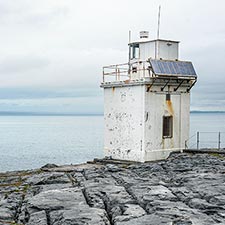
(104, 85), (145, 162)
(103, 83), (191, 162)
(144, 85), (190, 161)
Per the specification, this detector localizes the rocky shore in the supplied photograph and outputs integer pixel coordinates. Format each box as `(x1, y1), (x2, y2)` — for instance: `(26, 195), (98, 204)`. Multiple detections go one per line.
(1, 153), (225, 225)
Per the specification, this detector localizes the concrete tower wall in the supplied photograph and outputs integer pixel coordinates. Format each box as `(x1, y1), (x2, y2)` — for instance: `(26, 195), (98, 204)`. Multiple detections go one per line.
(104, 85), (145, 162)
(144, 86), (190, 161)
(103, 84), (191, 162)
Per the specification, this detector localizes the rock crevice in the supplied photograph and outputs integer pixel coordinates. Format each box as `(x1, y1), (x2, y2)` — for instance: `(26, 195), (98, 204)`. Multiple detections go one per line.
(1, 153), (225, 224)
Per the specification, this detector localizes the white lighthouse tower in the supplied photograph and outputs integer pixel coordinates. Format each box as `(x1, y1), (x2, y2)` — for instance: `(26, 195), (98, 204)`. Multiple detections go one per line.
(101, 31), (197, 162)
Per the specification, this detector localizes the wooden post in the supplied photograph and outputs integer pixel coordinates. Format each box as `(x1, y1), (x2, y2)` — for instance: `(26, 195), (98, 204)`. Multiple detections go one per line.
(218, 132), (221, 150)
(197, 132), (200, 150)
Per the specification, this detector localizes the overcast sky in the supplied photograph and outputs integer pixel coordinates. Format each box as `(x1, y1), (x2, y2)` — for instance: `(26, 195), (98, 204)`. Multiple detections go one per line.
(0, 0), (224, 113)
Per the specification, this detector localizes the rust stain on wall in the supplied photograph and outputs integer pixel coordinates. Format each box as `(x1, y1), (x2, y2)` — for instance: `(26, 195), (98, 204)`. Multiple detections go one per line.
(166, 100), (174, 115)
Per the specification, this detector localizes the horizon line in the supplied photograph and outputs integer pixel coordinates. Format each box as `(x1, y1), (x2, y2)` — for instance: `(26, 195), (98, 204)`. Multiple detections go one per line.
(0, 110), (224, 116)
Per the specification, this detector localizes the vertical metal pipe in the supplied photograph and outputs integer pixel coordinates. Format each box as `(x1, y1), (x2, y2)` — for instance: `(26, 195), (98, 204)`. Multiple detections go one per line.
(154, 41), (157, 59)
(118, 68), (120, 81)
(197, 131), (200, 150)
(157, 5), (161, 39)
(115, 65), (117, 81)
(143, 62), (145, 78)
(155, 5), (161, 60)
(129, 30), (131, 43)
(138, 62), (140, 79)
(218, 132), (221, 150)
(128, 31), (131, 75)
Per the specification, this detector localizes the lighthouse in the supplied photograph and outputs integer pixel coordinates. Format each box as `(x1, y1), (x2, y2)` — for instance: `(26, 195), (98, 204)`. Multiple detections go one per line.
(101, 31), (197, 162)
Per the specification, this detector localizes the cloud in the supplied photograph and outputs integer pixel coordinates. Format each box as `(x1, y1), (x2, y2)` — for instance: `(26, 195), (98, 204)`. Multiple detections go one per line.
(0, 87), (102, 99)
(0, 55), (49, 74)
(0, 0), (224, 112)
(0, 96), (103, 114)
(0, 0), (68, 25)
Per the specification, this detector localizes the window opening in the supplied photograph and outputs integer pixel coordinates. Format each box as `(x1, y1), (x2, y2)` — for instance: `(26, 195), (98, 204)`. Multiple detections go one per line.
(132, 67), (137, 73)
(163, 116), (173, 138)
(131, 44), (139, 59)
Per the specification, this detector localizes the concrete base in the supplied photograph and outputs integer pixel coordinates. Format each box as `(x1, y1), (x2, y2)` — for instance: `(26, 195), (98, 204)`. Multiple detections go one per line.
(105, 148), (183, 163)
(144, 149), (183, 162)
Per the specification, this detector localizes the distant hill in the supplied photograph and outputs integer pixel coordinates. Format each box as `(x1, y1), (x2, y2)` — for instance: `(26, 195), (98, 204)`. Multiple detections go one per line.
(190, 111), (225, 114)
(0, 111), (103, 116)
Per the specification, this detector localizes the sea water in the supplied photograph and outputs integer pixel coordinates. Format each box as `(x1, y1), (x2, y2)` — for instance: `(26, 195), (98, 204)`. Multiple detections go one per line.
(0, 115), (103, 172)
(190, 112), (225, 149)
(0, 113), (225, 172)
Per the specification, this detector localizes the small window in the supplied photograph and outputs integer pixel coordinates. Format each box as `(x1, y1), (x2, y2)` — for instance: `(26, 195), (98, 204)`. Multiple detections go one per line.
(166, 93), (171, 101)
(132, 67), (137, 73)
(131, 44), (139, 59)
(163, 116), (173, 138)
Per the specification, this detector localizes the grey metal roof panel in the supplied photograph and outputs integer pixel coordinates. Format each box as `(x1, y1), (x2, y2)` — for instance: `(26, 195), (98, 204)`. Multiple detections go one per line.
(150, 59), (197, 77)
(129, 39), (180, 45)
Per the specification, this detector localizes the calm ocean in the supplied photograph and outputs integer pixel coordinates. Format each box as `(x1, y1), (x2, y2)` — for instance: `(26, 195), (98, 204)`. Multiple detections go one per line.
(0, 113), (225, 172)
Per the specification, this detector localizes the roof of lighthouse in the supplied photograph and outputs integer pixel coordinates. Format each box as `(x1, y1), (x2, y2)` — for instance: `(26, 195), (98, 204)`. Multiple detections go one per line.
(129, 38), (180, 45)
(150, 59), (197, 77)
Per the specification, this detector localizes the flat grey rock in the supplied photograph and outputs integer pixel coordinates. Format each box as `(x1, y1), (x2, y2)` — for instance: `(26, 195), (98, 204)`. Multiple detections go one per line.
(1, 153), (225, 224)
(25, 172), (70, 185)
(26, 210), (48, 225)
(50, 207), (110, 225)
(0, 207), (12, 221)
(27, 187), (86, 212)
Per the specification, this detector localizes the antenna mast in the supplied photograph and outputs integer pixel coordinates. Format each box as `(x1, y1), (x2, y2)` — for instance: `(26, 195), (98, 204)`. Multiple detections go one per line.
(129, 30), (131, 43)
(155, 5), (161, 59)
(157, 5), (161, 39)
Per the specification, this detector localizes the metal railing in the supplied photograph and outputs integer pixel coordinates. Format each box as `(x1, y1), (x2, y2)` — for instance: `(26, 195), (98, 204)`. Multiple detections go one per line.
(185, 132), (225, 150)
(102, 60), (151, 83)
(103, 63), (129, 82)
